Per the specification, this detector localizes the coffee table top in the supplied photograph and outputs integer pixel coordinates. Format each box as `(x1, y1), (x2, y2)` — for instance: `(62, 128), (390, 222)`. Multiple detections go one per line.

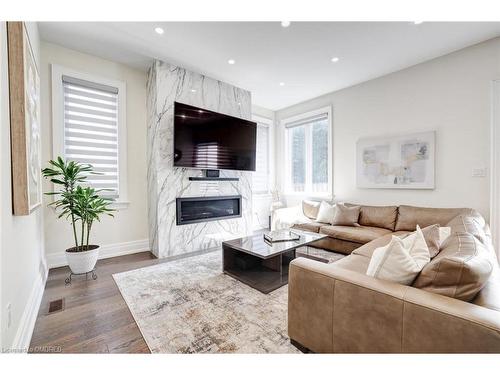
(222, 230), (327, 259)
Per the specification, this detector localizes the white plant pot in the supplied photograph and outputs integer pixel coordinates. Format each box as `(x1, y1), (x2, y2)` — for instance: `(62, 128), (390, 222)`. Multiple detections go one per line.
(65, 246), (100, 274)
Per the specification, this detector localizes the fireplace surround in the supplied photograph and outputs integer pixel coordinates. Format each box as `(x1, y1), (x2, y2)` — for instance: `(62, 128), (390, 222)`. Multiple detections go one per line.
(176, 195), (242, 225)
(147, 60), (252, 258)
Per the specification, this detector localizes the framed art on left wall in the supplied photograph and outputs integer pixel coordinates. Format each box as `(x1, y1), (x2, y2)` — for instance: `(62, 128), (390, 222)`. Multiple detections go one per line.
(7, 22), (42, 215)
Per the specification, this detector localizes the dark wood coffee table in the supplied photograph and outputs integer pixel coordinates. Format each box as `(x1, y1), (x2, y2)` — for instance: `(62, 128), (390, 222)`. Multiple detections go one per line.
(222, 230), (328, 294)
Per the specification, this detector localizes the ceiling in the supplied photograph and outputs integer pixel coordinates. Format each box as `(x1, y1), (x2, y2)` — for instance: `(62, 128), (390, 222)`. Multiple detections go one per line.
(38, 22), (500, 110)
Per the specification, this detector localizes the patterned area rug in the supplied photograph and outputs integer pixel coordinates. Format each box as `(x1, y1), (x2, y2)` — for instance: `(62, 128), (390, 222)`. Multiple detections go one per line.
(113, 251), (299, 353)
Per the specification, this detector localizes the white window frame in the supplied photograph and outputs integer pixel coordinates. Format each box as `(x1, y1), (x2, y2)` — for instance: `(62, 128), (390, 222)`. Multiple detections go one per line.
(282, 106), (333, 198)
(51, 64), (129, 208)
(252, 115), (274, 196)
(490, 79), (500, 262)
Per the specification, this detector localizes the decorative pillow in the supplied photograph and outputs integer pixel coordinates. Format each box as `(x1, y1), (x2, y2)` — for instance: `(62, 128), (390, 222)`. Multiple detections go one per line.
(331, 203), (360, 226)
(302, 200), (321, 220)
(315, 201), (336, 224)
(439, 226), (451, 246)
(366, 226), (431, 285)
(413, 232), (494, 301)
(420, 224), (441, 258)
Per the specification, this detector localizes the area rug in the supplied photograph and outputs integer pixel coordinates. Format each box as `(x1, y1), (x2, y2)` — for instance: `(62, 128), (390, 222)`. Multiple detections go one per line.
(113, 251), (300, 353)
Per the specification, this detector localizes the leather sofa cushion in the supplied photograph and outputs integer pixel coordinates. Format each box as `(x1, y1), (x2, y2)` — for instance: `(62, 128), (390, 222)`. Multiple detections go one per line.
(395, 205), (473, 231)
(319, 225), (392, 244)
(308, 237), (361, 255)
(413, 232), (494, 301)
(302, 200), (321, 220)
(472, 266), (500, 312)
(358, 205), (398, 231)
(447, 214), (487, 241)
(333, 254), (371, 274)
(292, 222), (325, 233)
(352, 231), (410, 258)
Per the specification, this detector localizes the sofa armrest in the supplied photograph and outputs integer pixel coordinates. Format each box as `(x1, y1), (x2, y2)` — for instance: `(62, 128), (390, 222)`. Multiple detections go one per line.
(271, 205), (309, 230)
(288, 257), (500, 353)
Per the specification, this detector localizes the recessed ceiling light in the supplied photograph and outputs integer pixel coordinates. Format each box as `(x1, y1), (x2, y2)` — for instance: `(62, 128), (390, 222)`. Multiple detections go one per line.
(198, 110), (203, 113)
(413, 21), (423, 25)
(281, 21), (291, 28)
(331, 57), (340, 63)
(228, 59), (236, 65)
(279, 82), (285, 86)
(154, 27), (164, 35)
(190, 89), (197, 93)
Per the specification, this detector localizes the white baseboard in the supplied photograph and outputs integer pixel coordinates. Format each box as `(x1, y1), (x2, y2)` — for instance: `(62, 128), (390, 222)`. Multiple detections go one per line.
(46, 239), (150, 269)
(11, 265), (48, 351)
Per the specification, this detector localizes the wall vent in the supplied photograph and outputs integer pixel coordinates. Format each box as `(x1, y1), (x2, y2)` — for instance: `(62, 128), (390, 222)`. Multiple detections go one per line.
(48, 298), (65, 314)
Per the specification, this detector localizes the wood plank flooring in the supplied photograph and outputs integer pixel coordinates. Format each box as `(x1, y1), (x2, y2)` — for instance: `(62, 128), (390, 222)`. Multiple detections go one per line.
(30, 251), (164, 353)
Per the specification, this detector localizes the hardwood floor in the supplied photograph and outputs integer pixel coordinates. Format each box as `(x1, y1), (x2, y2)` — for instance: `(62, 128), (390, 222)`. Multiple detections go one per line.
(30, 251), (163, 353)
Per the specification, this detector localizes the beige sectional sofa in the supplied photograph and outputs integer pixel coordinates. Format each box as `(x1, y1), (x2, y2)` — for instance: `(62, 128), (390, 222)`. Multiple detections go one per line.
(286, 202), (500, 353)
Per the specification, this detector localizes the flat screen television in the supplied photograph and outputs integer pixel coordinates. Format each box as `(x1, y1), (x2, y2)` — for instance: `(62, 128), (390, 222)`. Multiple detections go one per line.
(173, 102), (257, 171)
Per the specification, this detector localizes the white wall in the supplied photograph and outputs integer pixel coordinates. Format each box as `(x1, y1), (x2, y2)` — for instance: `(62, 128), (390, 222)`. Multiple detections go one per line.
(1, 22), (47, 351)
(276, 37), (500, 220)
(40, 42), (149, 267)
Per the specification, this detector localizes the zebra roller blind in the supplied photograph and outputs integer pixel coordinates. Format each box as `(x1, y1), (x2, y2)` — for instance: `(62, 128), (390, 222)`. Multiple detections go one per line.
(62, 75), (120, 197)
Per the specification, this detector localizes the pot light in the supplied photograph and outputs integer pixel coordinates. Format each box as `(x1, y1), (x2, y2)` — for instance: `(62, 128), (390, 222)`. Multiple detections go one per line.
(279, 82), (285, 86)
(331, 57), (340, 63)
(281, 21), (291, 28)
(413, 21), (423, 25)
(154, 27), (164, 35)
(190, 89), (197, 93)
(228, 59), (236, 65)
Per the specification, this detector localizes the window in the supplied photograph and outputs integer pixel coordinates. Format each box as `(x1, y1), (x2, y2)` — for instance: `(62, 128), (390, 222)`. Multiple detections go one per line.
(284, 107), (332, 196)
(51, 65), (128, 204)
(252, 116), (273, 194)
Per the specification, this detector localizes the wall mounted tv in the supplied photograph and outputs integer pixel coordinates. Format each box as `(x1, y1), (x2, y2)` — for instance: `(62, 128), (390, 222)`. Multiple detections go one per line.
(173, 102), (257, 171)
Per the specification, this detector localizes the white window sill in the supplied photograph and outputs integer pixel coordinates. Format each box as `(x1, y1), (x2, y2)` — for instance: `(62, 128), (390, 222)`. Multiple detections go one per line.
(49, 200), (130, 212)
(283, 192), (334, 200)
(110, 201), (130, 210)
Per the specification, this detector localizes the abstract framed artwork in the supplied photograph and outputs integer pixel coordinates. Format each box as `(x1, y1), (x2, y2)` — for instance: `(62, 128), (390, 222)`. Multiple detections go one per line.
(356, 131), (435, 189)
(7, 22), (42, 215)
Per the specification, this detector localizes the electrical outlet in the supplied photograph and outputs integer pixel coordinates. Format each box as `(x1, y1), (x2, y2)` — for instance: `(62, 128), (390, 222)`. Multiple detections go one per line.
(6, 303), (12, 329)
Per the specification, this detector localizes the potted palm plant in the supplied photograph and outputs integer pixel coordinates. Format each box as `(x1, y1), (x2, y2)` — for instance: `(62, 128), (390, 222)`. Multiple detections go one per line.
(42, 157), (115, 278)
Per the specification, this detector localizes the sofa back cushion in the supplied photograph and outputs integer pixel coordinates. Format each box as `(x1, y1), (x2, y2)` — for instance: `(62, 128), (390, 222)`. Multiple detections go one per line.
(302, 200), (320, 220)
(358, 205), (398, 231)
(395, 205), (473, 231)
(412, 232), (494, 301)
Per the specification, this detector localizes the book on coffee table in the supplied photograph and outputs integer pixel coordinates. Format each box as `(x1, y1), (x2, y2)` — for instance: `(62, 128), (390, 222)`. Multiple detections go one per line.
(263, 230), (300, 243)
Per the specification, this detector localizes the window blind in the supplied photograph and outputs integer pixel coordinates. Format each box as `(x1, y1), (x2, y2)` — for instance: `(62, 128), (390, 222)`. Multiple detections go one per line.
(284, 112), (328, 129)
(252, 123), (269, 193)
(62, 75), (120, 197)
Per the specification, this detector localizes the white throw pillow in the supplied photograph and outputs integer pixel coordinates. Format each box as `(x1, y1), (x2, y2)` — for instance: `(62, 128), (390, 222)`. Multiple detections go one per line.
(315, 201), (336, 224)
(366, 226), (431, 285)
(439, 226), (452, 247)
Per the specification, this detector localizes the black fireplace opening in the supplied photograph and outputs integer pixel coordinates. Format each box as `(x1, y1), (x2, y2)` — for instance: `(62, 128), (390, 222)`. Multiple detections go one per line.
(176, 195), (242, 225)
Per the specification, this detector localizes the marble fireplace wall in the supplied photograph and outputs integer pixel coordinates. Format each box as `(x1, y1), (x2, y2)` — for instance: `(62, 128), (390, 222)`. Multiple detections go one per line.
(147, 60), (253, 258)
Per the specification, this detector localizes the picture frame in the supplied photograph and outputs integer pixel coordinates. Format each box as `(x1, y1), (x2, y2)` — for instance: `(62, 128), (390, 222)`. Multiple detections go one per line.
(356, 131), (435, 189)
(7, 21), (42, 215)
